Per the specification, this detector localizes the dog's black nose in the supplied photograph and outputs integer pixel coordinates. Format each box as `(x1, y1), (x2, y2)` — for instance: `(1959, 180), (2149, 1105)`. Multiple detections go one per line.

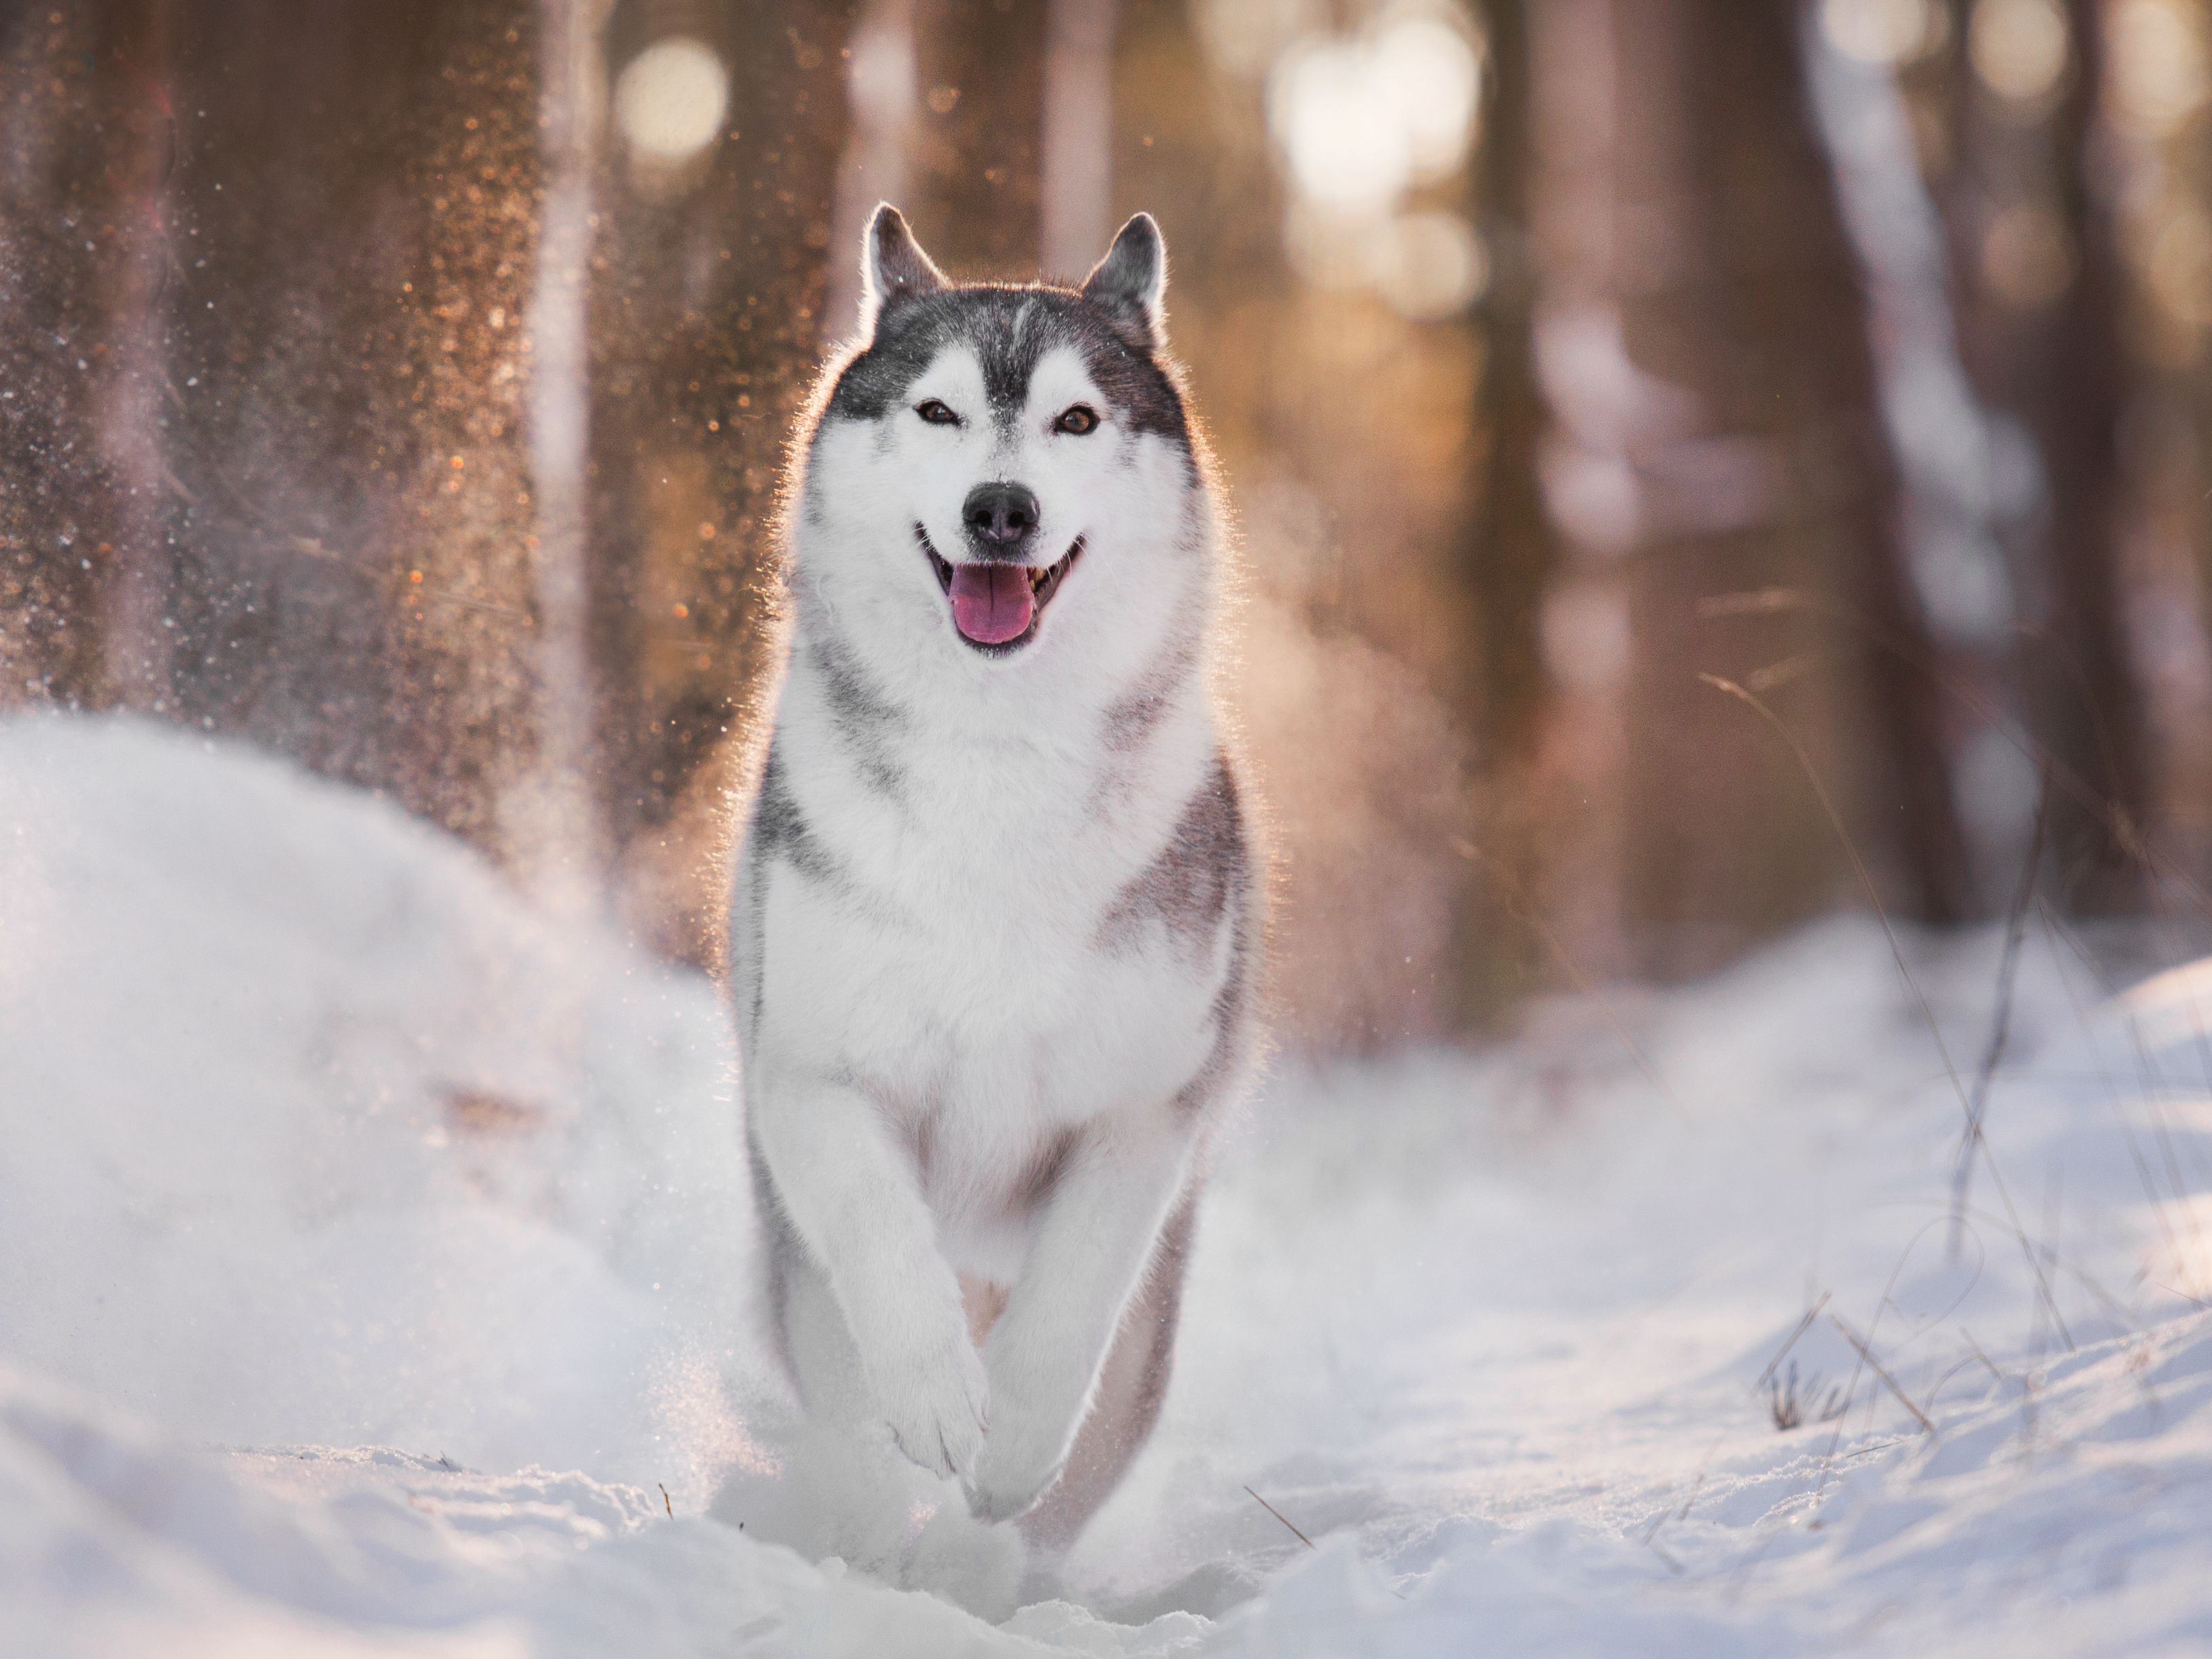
(962, 481), (1040, 553)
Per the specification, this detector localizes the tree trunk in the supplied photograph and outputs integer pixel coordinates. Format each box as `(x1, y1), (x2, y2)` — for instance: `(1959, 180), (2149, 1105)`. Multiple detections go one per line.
(0, 3), (177, 714)
(2030, 0), (2149, 906)
(825, 0), (919, 336)
(1452, 0), (1562, 1022)
(905, 0), (1047, 275)
(1611, 0), (1973, 975)
(523, 0), (610, 909)
(1040, 0), (1117, 279)
(586, 0), (858, 960)
(1939, 0), (2153, 909)
(1467, 0), (1556, 773)
(150, 0), (540, 850)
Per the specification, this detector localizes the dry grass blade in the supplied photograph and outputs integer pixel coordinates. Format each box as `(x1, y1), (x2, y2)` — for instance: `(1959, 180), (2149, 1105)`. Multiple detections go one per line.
(1949, 769), (2052, 1255)
(1702, 674), (2073, 1350)
(1699, 588), (2209, 923)
(1827, 1312), (1935, 1434)
(1752, 1293), (1832, 1393)
(1244, 1485), (1316, 1550)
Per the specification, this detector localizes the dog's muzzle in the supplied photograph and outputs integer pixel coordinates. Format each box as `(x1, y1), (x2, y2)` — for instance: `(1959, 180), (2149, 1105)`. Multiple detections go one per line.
(917, 525), (1082, 654)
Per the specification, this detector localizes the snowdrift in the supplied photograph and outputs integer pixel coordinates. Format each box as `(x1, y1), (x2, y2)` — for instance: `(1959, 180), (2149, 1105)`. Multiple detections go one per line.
(3, 714), (2210, 1656)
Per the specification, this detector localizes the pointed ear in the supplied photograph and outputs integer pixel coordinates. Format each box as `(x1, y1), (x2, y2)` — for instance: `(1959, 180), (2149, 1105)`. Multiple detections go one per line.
(860, 203), (945, 332)
(1081, 213), (1168, 348)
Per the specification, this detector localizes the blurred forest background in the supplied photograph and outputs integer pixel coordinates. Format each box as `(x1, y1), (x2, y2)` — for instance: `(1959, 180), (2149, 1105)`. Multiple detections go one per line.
(5, 0), (2212, 1051)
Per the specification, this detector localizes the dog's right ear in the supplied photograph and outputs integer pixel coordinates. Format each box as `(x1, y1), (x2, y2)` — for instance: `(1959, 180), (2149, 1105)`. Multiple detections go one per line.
(860, 203), (945, 334)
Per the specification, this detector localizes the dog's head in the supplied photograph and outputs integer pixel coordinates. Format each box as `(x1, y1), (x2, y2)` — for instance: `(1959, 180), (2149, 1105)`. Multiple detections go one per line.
(794, 206), (1206, 691)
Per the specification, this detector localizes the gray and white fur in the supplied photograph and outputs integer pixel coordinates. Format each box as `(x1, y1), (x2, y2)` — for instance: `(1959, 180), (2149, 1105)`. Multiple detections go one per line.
(728, 205), (1261, 1556)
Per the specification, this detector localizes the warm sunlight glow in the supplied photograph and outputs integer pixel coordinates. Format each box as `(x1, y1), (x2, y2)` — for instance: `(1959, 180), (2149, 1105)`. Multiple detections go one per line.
(1267, 7), (1477, 212)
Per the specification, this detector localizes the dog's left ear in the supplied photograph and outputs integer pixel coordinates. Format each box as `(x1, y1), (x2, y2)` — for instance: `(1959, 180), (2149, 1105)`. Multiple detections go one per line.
(860, 203), (945, 335)
(1081, 213), (1167, 350)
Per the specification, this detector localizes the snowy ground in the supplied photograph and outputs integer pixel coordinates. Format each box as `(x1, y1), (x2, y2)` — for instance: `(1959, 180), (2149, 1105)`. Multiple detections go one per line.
(5, 714), (2211, 1656)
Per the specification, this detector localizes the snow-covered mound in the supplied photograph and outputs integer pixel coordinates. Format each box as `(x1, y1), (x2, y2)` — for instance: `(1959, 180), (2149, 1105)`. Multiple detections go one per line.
(3, 713), (2211, 1656)
(0, 715), (758, 1494)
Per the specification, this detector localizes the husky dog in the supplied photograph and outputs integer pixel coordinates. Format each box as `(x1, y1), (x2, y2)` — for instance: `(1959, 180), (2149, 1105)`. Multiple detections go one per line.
(728, 205), (1260, 1557)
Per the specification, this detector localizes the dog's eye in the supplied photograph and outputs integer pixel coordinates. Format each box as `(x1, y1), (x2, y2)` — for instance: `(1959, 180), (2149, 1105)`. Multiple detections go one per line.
(915, 399), (960, 426)
(1053, 404), (1100, 436)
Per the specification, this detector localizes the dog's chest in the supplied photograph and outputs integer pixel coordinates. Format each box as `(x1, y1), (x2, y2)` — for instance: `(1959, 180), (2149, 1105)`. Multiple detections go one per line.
(752, 666), (1228, 1241)
(845, 756), (1214, 1129)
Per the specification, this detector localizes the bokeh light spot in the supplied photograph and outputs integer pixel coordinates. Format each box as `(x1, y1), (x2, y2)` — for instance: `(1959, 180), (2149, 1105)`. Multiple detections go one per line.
(1969, 0), (2070, 105)
(613, 37), (730, 164)
(1267, 5), (1478, 215)
(1821, 0), (1946, 65)
(1377, 211), (1487, 321)
(2110, 0), (2209, 136)
(2148, 207), (2212, 328)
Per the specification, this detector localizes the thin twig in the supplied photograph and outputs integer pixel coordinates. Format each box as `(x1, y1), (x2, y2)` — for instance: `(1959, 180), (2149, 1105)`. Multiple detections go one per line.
(1958, 1327), (2008, 1386)
(1827, 1312), (1935, 1434)
(1752, 1293), (1831, 1393)
(1949, 767), (2052, 1254)
(1243, 1485), (1316, 1550)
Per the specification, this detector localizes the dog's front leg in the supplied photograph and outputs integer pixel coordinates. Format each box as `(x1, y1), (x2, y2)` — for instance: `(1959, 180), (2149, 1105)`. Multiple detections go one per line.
(965, 1108), (1193, 1522)
(750, 1066), (987, 1480)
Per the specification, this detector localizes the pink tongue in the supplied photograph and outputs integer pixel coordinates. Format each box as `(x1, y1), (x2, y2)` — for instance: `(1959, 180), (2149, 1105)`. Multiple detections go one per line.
(949, 563), (1036, 645)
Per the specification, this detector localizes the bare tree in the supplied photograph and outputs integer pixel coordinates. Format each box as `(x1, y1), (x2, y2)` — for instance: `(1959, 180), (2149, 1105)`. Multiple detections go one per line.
(1936, 0), (2152, 908)
(1607, 0), (1973, 974)
(520, 0), (610, 909)
(1466, 0), (1556, 774)
(586, 0), (858, 957)
(0, 3), (179, 714)
(2022, 0), (2149, 905)
(826, 0), (919, 335)
(1451, 0), (1564, 1022)
(906, 0), (1047, 274)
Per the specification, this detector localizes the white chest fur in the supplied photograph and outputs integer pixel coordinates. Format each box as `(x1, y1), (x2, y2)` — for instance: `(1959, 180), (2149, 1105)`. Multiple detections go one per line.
(741, 640), (1229, 1276)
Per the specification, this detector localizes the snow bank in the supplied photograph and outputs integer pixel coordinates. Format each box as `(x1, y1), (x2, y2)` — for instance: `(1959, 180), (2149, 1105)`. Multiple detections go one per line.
(0, 714), (758, 1497)
(4, 714), (2211, 1656)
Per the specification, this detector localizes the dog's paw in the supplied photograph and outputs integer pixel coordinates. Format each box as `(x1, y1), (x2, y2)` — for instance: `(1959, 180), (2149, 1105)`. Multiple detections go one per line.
(872, 1323), (989, 1481)
(963, 1403), (1071, 1524)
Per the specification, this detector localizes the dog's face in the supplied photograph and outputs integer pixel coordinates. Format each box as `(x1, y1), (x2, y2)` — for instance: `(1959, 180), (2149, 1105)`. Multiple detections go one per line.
(796, 207), (1205, 699)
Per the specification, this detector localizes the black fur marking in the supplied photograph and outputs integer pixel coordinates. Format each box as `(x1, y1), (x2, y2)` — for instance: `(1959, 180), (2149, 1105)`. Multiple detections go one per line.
(752, 746), (852, 893)
(1081, 214), (1167, 353)
(1135, 1189), (1197, 1414)
(1100, 750), (1247, 960)
(1011, 1125), (1083, 1216)
(866, 204), (945, 314)
(1019, 1183), (1197, 1550)
(746, 1123), (801, 1381)
(1102, 627), (1202, 755)
(1174, 900), (1251, 1117)
(739, 858), (767, 1039)
(807, 628), (907, 799)
(826, 285), (1188, 447)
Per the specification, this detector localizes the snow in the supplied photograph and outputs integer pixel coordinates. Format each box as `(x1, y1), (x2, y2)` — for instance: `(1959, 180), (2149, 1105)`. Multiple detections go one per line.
(5, 712), (2211, 1656)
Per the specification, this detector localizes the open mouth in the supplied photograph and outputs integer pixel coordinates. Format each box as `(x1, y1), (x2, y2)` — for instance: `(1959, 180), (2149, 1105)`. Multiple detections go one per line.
(917, 525), (1083, 654)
